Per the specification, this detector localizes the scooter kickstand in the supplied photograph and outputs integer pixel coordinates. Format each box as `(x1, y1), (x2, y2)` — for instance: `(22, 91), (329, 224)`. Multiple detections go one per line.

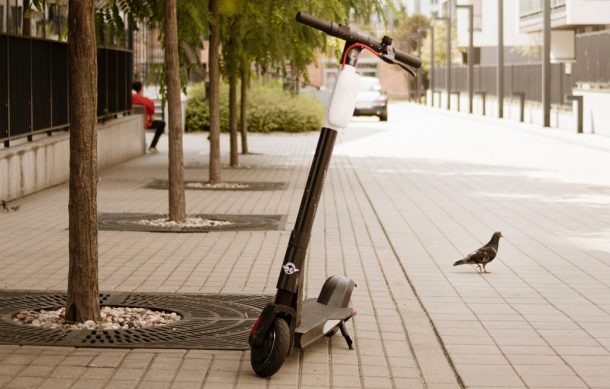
(339, 322), (354, 350)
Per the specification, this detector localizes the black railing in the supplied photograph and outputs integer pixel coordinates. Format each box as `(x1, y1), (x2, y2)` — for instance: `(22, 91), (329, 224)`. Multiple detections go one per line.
(433, 63), (571, 105)
(1, 33), (132, 147)
(431, 29), (610, 106)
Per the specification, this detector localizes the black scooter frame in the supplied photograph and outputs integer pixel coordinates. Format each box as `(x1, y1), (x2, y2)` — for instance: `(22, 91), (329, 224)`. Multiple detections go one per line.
(250, 127), (344, 344)
(249, 11), (421, 378)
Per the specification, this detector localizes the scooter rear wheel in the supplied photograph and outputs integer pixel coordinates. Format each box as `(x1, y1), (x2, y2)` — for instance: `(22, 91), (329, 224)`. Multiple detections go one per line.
(250, 317), (291, 377)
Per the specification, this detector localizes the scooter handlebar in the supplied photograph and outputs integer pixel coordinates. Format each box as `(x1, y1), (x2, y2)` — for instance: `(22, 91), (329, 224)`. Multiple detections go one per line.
(296, 12), (422, 69)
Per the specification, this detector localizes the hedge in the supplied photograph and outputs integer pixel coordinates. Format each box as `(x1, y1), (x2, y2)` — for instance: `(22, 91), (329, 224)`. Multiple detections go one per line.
(185, 80), (324, 133)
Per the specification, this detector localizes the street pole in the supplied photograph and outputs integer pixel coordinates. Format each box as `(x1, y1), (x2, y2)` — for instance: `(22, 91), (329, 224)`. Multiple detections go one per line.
(408, 33), (422, 102)
(433, 16), (451, 110)
(417, 31), (422, 102)
(498, 0), (504, 118)
(419, 26), (435, 106)
(446, 8), (451, 110)
(430, 27), (435, 106)
(457, 4), (474, 113)
(542, 0), (551, 127)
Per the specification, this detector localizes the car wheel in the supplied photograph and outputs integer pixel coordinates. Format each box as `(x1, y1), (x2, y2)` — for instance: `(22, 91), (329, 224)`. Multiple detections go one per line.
(379, 110), (388, 121)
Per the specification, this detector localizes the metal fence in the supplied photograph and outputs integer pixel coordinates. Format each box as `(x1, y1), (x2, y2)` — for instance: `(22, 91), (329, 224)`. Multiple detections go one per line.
(573, 29), (610, 85)
(431, 28), (610, 106)
(433, 63), (571, 105)
(1, 33), (132, 147)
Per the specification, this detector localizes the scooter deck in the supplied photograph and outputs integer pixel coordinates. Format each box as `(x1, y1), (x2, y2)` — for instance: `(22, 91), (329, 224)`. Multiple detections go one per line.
(294, 298), (353, 349)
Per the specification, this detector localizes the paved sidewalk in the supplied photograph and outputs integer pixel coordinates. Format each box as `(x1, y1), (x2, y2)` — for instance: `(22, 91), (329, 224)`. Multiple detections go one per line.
(341, 103), (610, 388)
(2, 102), (610, 388)
(0, 120), (457, 388)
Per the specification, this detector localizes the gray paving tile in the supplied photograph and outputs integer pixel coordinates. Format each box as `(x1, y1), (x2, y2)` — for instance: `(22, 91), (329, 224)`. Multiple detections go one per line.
(5, 377), (46, 389)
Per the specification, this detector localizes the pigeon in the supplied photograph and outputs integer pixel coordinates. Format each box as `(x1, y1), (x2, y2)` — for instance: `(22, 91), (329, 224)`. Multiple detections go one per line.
(1, 200), (20, 213)
(453, 232), (502, 273)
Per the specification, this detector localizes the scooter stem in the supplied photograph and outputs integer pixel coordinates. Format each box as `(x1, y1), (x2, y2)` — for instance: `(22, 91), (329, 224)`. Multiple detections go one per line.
(275, 128), (337, 312)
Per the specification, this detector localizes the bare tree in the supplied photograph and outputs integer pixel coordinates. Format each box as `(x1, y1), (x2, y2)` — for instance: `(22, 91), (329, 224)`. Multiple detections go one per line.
(225, 21), (239, 167)
(240, 65), (249, 155)
(65, 0), (100, 323)
(164, 0), (186, 222)
(208, 0), (221, 183)
(229, 74), (238, 167)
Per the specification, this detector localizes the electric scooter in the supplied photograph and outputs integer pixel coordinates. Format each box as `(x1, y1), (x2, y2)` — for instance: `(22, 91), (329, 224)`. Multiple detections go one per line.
(249, 12), (422, 377)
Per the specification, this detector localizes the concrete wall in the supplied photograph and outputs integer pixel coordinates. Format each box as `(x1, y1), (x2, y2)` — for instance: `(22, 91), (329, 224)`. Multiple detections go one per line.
(0, 114), (145, 202)
(427, 90), (577, 131)
(573, 89), (610, 136)
(566, 0), (610, 25)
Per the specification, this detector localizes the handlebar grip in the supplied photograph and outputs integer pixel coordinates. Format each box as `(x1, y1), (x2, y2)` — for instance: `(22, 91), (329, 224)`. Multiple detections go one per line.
(296, 12), (333, 35)
(394, 49), (422, 69)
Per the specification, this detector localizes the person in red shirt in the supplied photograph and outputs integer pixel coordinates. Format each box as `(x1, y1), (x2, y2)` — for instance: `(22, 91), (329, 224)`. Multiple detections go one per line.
(132, 81), (165, 152)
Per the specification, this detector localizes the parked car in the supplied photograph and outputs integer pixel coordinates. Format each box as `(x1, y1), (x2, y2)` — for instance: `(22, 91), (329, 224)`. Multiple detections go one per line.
(353, 76), (388, 121)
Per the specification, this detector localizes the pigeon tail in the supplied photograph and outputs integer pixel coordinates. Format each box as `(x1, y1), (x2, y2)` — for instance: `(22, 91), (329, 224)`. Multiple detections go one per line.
(453, 259), (469, 266)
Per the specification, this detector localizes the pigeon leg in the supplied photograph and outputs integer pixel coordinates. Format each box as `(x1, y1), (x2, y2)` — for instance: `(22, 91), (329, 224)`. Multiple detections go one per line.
(476, 264), (482, 273)
(483, 264), (489, 273)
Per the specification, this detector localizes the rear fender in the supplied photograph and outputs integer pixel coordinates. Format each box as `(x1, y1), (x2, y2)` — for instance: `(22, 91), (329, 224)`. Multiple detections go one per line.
(317, 275), (356, 308)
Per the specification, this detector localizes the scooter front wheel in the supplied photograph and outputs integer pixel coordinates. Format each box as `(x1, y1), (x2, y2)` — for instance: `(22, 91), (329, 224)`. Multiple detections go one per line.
(250, 317), (291, 377)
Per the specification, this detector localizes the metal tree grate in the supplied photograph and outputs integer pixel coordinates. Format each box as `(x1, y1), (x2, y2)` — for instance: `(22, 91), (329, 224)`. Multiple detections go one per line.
(0, 291), (273, 349)
(98, 213), (285, 233)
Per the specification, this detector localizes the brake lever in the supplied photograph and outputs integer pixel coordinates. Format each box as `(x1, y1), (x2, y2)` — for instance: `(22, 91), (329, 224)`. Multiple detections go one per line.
(380, 45), (417, 78)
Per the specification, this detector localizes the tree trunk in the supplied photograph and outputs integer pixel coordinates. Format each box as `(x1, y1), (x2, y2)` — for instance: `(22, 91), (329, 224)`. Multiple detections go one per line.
(164, 0), (186, 222)
(239, 66), (249, 155)
(229, 73), (238, 167)
(65, 0), (100, 323)
(207, 0), (221, 183)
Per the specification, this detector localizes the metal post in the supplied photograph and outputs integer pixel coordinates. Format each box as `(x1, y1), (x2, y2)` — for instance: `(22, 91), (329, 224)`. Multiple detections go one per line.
(42, 0), (46, 39)
(12, 0), (16, 34)
(566, 95), (583, 133)
(497, 0), (504, 118)
(542, 0), (551, 127)
(420, 26), (435, 106)
(446, 9), (451, 110)
(408, 33), (420, 102)
(127, 18), (134, 51)
(430, 27), (434, 106)
(456, 4), (474, 113)
(417, 31), (422, 102)
(3, 0), (7, 33)
(433, 16), (450, 109)
(467, 6), (473, 113)
(512, 92), (525, 122)
(4, 28), (9, 147)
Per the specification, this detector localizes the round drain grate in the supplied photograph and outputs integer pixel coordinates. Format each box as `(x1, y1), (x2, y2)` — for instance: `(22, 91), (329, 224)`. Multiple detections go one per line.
(0, 291), (273, 349)
(98, 213), (285, 233)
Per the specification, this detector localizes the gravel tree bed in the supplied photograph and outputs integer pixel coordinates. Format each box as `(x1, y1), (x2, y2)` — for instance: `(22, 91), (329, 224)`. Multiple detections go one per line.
(186, 182), (250, 189)
(134, 217), (232, 228)
(13, 306), (182, 331)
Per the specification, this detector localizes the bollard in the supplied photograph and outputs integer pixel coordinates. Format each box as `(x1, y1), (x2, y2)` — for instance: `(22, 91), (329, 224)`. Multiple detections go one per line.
(474, 91), (486, 116)
(566, 95), (584, 134)
(432, 90), (442, 108)
(449, 91), (461, 112)
(512, 92), (525, 122)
